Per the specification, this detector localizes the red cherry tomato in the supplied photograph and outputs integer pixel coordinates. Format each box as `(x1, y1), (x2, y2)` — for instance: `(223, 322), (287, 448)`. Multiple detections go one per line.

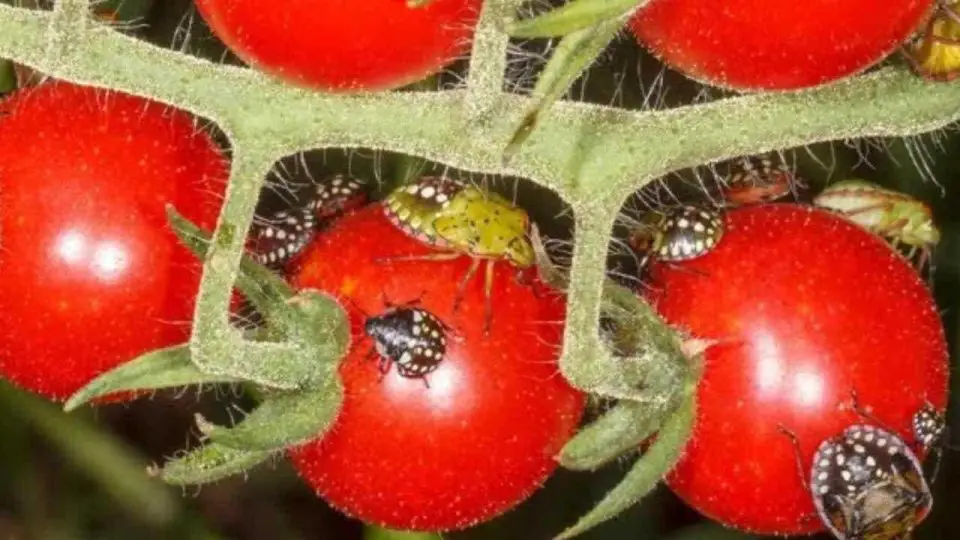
(0, 82), (228, 401)
(288, 204), (585, 531)
(629, 0), (935, 91)
(194, 0), (483, 92)
(644, 204), (948, 534)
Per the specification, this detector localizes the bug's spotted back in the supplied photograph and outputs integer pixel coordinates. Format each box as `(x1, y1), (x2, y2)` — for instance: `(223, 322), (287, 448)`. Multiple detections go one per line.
(383, 177), (465, 247)
(656, 205), (725, 261)
(912, 404), (945, 451)
(310, 174), (369, 219)
(810, 424), (932, 540)
(721, 154), (797, 206)
(250, 208), (318, 268)
(365, 306), (449, 381)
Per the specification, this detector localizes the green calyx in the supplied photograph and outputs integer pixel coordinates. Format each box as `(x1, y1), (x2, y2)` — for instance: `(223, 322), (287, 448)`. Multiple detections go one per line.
(64, 208), (350, 484)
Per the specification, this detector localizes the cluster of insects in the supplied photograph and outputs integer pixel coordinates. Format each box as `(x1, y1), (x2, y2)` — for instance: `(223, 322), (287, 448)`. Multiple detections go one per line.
(624, 154), (940, 280)
(381, 176), (535, 335)
(246, 172), (536, 383)
(781, 400), (946, 540)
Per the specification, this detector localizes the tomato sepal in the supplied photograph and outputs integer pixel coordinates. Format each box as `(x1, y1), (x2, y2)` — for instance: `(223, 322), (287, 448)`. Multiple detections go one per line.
(559, 400), (667, 471)
(167, 206), (351, 388)
(153, 442), (272, 485)
(196, 380), (343, 452)
(556, 381), (698, 539)
(507, 0), (645, 38)
(62, 345), (243, 412)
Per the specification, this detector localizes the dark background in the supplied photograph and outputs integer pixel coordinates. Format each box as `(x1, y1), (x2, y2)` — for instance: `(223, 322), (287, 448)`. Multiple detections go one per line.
(1, 1), (959, 539)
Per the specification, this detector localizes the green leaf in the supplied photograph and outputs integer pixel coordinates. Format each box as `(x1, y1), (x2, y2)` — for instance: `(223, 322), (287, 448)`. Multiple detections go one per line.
(63, 345), (242, 412)
(503, 17), (623, 164)
(508, 0), (644, 39)
(156, 442), (272, 486)
(199, 379), (343, 452)
(0, 382), (179, 526)
(555, 385), (697, 539)
(559, 400), (666, 471)
(165, 204), (296, 322)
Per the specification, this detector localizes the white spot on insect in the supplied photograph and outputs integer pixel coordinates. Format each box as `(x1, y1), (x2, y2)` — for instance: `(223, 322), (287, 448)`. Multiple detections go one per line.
(841, 470), (852, 482)
(436, 193), (449, 203)
(332, 177), (343, 186)
(264, 228), (275, 238)
(888, 446), (899, 455)
(837, 453), (846, 466)
(863, 432), (874, 443)
(866, 456), (877, 468)
(818, 485), (830, 495)
(854, 444), (865, 454)
(412, 325), (421, 336)
(413, 311), (423, 322)
(421, 186), (437, 199)
(819, 458), (830, 468)
(817, 471), (828, 481)
(399, 351), (412, 364)
(877, 437), (887, 447)
(693, 221), (706, 232)
(677, 218), (690, 229)
(406, 185), (419, 194)
(276, 229), (287, 240)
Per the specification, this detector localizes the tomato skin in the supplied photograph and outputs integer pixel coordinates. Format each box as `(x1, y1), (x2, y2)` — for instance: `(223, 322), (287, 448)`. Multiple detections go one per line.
(630, 0), (935, 91)
(643, 204), (948, 534)
(288, 204), (585, 531)
(0, 82), (228, 401)
(194, 0), (483, 92)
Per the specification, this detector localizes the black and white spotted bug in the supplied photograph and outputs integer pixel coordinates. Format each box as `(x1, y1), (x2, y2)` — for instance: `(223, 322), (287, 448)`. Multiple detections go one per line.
(807, 424), (932, 540)
(912, 403), (945, 451)
(309, 174), (369, 220)
(628, 205), (725, 271)
(365, 307), (449, 385)
(249, 207), (318, 269)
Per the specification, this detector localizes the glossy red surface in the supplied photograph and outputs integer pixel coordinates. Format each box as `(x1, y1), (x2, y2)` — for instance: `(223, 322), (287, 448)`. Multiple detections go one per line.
(644, 204), (948, 534)
(0, 82), (228, 400)
(195, 0), (483, 91)
(288, 204), (585, 531)
(630, 0), (934, 90)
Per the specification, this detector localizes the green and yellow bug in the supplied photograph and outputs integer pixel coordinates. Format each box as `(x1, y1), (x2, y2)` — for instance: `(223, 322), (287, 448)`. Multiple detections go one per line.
(813, 179), (939, 270)
(904, 1), (960, 82)
(382, 177), (535, 334)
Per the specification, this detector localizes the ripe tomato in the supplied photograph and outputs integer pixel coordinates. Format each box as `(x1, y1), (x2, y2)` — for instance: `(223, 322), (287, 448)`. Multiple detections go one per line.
(0, 82), (228, 400)
(194, 0), (483, 92)
(288, 204), (585, 531)
(629, 0), (935, 91)
(643, 204), (948, 534)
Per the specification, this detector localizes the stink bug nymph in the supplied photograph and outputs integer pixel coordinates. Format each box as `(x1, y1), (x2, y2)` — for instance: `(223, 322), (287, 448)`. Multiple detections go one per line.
(628, 205), (725, 271)
(249, 207), (318, 269)
(719, 153), (802, 207)
(810, 425), (932, 540)
(813, 179), (939, 271)
(364, 306), (450, 387)
(381, 177), (536, 335)
(781, 422), (933, 540)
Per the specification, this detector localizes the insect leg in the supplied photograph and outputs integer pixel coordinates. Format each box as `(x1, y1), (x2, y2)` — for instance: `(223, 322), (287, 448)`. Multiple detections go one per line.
(482, 259), (495, 336)
(777, 424), (811, 493)
(452, 257), (482, 315)
(374, 252), (462, 265)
